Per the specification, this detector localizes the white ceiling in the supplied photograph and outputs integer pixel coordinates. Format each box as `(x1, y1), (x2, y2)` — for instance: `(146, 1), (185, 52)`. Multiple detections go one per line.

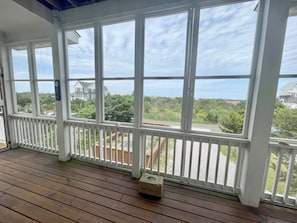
(0, 0), (53, 43)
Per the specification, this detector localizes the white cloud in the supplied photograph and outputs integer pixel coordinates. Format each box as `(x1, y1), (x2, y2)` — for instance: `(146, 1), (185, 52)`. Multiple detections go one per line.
(103, 21), (135, 77)
(144, 12), (188, 76)
(197, 1), (257, 76)
(67, 28), (95, 78)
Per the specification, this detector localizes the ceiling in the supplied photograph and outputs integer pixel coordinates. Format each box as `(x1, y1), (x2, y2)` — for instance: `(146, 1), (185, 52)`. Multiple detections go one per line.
(37, 0), (105, 11)
(0, 0), (53, 42)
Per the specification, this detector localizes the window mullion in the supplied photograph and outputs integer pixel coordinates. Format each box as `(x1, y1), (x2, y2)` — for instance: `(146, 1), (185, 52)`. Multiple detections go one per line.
(95, 22), (104, 123)
(28, 43), (39, 116)
(181, 7), (200, 132)
(8, 49), (18, 114)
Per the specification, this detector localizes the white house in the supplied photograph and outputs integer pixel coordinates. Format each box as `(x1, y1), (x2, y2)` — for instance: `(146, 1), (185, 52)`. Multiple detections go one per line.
(72, 80), (96, 101)
(279, 81), (297, 108)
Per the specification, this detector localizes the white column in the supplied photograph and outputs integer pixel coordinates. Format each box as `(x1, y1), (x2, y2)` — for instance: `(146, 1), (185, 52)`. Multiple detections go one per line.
(0, 33), (15, 149)
(51, 22), (71, 161)
(239, 0), (290, 207)
(132, 14), (145, 178)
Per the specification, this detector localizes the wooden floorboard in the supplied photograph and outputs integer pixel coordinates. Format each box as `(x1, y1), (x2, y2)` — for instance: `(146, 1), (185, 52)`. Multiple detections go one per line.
(0, 148), (296, 223)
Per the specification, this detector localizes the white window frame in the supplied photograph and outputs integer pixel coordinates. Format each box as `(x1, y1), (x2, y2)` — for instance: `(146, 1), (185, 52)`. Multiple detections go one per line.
(61, 0), (259, 139)
(64, 24), (97, 121)
(100, 17), (136, 125)
(8, 40), (54, 117)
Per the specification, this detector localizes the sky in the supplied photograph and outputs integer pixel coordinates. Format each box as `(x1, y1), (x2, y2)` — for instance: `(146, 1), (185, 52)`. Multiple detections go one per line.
(11, 0), (297, 100)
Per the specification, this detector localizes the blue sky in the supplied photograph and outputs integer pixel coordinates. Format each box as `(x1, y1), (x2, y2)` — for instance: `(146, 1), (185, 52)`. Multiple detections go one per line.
(12, 0), (297, 100)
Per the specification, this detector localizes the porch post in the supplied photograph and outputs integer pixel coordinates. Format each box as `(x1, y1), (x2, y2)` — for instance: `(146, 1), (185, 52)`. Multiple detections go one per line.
(0, 33), (15, 149)
(131, 14), (145, 178)
(239, 0), (290, 207)
(51, 21), (71, 161)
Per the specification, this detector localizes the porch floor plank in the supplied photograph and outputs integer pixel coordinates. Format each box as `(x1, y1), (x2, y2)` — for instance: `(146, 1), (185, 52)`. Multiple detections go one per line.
(0, 148), (296, 223)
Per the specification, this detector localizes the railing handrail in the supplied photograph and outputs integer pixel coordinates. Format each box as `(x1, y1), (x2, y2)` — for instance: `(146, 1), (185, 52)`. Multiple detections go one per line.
(9, 114), (57, 123)
(65, 120), (249, 146)
(269, 142), (297, 151)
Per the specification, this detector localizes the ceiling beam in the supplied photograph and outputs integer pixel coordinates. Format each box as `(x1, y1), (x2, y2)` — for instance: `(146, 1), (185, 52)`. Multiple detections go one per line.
(12, 0), (53, 23)
(43, 0), (61, 10)
(66, 0), (78, 8)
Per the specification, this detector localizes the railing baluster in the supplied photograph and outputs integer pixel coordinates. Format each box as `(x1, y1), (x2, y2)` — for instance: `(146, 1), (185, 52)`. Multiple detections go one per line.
(284, 150), (296, 204)
(54, 124), (58, 151)
(93, 128), (96, 160)
(109, 129), (112, 163)
(234, 144), (242, 191)
(165, 136), (168, 176)
(33, 119), (37, 149)
(224, 143), (231, 188)
(121, 129), (124, 166)
(272, 148), (284, 201)
(37, 120), (41, 149)
(197, 140), (202, 182)
(24, 118), (28, 146)
(115, 130), (118, 165)
(41, 120), (45, 150)
(188, 139), (194, 180)
(27, 118), (32, 148)
(157, 136), (161, 174)
(78, 126), (81, 158)
(215, 142), (221, 186)
(205, 141), (211, 183)
(12, 119), (17, 143)
(83, 126), (86, 158)
(103, 128), (107, 163)
(180, 139), (186, 179)
(143, 133), (147, 171)
(150, 135), (153, 172)
(173, 138), (176, 176)
(46, 122), (50, 150)
(50, 123), (53, 151)
(98, 128), (102, 161)
(72, 125), (75, 155)
(128, 131), (131, 166)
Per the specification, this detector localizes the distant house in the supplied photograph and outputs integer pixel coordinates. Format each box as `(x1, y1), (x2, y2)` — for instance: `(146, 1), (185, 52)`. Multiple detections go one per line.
(72, 80), (109, 100)
(72, 81), (96, 101)
(279, 81), (297, 108)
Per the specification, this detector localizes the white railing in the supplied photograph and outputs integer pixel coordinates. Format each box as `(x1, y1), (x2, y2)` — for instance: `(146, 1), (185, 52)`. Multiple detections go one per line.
(262, 142), (297, 207)
(8, 116), (297, 205)
(65, 121), (248, 194)
(9, 116), (251, 195)
(66, 121), (134, 170)
(0, 116), (6, 144)
(141, 129), (248, 194)
(10, 115), (58, 154)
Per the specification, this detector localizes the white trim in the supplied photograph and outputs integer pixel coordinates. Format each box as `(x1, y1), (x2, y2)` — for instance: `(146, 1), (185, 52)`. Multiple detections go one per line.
(239, 0), (290, 208)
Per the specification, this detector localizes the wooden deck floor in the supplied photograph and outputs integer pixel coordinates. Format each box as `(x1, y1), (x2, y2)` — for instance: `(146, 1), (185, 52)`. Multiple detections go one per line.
(0, 149), (296, 223)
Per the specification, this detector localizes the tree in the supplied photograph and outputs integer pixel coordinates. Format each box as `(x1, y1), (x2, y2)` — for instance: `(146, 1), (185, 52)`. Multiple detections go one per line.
(272, 107), (297, 138)
(220, 110), (244, 134)
(105, 94), (134, 122)
(16, 92), (31, 107)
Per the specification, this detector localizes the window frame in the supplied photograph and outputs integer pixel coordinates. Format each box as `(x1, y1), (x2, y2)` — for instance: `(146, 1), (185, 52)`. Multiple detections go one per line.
(141, 9), (190, 130)
(187, 1), (259, 138)
(64, 25), (97, 121)
(32, 42), (56, 117)
(9, 41), (55, 117)
(100, 18), (136, 125)
(61, 0), (260, 139)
